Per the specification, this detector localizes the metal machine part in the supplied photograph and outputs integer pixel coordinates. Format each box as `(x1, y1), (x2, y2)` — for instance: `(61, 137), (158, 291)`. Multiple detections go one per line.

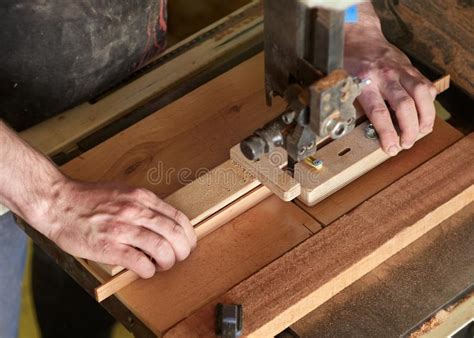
(240, 0), (362, 168)
(215, 303), (243, 338)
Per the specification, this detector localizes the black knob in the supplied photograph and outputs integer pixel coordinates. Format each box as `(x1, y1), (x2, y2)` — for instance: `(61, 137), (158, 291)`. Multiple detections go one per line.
(240, 135), (266, 161)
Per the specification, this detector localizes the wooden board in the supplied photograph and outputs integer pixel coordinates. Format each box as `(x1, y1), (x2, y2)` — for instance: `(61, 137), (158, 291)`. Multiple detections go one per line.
(297, 117), (463, 225)
(166, 134), (474, 337)
(114, 196), (318, 333)
(290, 203), (474, 337)
(60, 54), (283, 195)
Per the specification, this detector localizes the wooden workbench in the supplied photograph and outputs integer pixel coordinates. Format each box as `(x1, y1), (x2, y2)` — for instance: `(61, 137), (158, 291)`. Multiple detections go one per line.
(19, 51), (473, 337)
(16, 1), (474, 336)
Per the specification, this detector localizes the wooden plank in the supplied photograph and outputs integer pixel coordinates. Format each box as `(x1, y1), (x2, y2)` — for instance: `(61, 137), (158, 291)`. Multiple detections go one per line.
(112, 196), (318, 333)
(60, 54), (284, 196)
(296, 117), (463, 225)
(166, 134), (474, 337)
(290, 203), (474, 337)
(20, 0), (264, 157)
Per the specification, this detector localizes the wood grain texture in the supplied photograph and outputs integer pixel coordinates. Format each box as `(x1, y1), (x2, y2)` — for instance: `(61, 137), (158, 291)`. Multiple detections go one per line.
(297, 117), (463, 225)
(290, 203), (474, 337)
(115, 196), (318, 333)
(374, 0), (473, 96)
(61, 54), (283, 197)
(166, 134), (474, 337)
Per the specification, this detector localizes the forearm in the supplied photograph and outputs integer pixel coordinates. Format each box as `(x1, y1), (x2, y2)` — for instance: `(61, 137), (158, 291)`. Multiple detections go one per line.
(0, 121), (65, 231)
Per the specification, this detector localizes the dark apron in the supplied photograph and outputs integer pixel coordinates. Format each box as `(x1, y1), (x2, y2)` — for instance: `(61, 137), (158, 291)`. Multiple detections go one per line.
(0, 0), (167, 131)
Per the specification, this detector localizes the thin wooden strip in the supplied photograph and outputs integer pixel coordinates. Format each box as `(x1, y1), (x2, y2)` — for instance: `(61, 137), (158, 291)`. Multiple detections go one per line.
(94, 184), (274, 302)
(165, 134), (474, 337)
(194, 185), (273, 239)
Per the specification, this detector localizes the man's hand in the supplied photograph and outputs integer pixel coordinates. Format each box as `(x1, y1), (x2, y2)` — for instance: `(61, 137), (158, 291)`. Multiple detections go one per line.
(42, 180), (197, 278)
(345, 3), (437, 156)
(0, 121), (197, 279)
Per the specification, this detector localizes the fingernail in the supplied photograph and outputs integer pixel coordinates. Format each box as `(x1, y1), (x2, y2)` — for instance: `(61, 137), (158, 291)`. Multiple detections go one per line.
(401, 141), (414, 149)
(388, 145), (399, 156)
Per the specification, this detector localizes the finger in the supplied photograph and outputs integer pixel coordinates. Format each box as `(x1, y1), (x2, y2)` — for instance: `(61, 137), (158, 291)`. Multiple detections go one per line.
(358, 86), (400, 156)
(400, 74), (436, 133)
(120, 226), (177, 271)
(380, 81), (419, 149)
(136, 191), (197, 248)
(135, 214), (192, 262)
(99, 243), (156, 279)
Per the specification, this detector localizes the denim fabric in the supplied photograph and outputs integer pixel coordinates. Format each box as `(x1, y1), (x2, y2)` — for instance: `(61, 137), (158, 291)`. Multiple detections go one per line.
(0, 212), (27, 338)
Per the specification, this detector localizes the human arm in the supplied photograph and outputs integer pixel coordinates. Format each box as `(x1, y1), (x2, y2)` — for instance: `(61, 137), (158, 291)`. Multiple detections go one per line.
(344, 2), (437, 155)
(0, 121), (196, 278)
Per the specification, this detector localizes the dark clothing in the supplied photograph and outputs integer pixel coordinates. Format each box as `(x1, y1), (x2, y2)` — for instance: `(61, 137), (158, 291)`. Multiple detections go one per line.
(32, 245), (116, 338)
(0, 0), (167, 131)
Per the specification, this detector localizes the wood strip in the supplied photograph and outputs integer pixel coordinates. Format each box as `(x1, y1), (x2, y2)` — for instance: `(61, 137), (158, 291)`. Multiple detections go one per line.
(20, 0), (264, 156)
(296, 117), (463, 225)
(165, 134), (474, 337)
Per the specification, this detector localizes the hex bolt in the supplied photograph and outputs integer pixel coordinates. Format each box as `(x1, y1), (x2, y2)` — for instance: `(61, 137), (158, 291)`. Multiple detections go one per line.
(365, 123), (378, 139)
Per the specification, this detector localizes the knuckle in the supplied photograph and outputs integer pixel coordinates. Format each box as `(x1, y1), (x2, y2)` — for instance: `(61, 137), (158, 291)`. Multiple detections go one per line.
(396, 96), (415, 112)
(369, 107), (389, 119)
(172, 222), (185, 236)
(118, 202), (140, 218)
(413, 81), (428, 93)
(378, 66), (397, 79)
(155, 241), (175, 270)
(150, 235), (165, 250)
(105, 223), (127, 237)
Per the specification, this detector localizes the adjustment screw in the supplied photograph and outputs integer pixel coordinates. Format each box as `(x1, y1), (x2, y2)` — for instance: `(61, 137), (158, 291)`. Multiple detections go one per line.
(313, 159), (324, 170)
(365, 123), (378, 139)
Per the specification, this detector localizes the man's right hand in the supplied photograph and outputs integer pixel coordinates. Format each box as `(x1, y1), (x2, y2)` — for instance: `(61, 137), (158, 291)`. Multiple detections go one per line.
(38, 179), (197, 279)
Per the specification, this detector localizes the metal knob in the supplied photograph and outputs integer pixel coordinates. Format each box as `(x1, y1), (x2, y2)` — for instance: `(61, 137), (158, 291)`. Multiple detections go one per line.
(240, 135), (267, 161)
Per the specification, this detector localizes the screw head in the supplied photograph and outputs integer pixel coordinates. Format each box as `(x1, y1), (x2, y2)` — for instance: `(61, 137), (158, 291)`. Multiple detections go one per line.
(365, 124), (378, 139)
